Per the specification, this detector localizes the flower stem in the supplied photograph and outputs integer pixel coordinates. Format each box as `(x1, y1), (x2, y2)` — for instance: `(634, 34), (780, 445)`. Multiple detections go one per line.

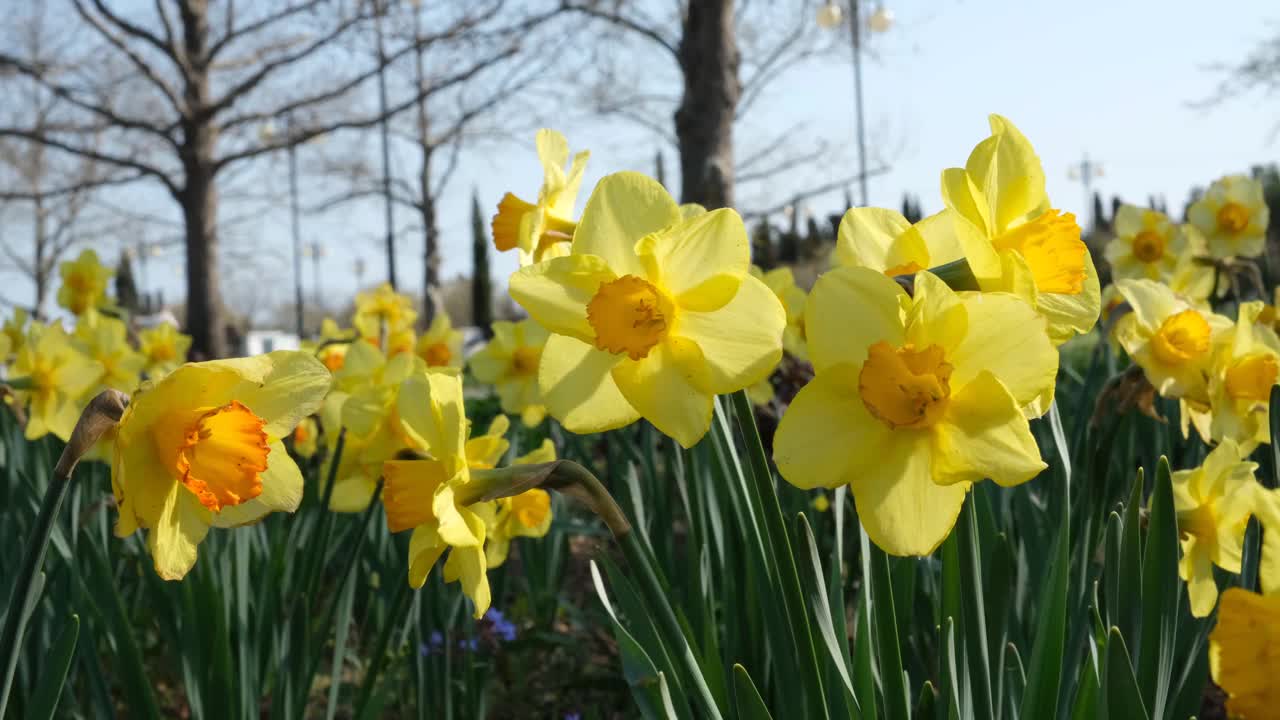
(729, 389), (830, 719)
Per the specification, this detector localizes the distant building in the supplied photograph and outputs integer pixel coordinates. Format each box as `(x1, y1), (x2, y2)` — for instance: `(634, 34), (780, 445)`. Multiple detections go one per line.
(244, 329), (300, 355)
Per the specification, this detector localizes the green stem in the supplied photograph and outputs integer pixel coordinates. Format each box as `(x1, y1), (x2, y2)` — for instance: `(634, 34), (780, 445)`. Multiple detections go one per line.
(0, 467), (74, 716)
(618, 529), (725, 720)
(353, 577), (413, 718)
(729, 389), (829, 719)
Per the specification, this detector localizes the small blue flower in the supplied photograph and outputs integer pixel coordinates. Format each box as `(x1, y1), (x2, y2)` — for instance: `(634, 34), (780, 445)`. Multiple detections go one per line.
(484, 608), (518, 643)
(564, 713), (582, 720)
(429, 630), (444, 648)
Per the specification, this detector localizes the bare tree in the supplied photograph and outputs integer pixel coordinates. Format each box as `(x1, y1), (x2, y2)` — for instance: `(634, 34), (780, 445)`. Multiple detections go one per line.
(561, 0), (836, 210)
(1197, 28), (1280, 137)
(0, 0), (549, 357)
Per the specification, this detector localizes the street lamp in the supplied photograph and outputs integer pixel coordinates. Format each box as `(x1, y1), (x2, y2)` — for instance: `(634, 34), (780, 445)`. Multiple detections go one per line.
(1068, 154), (1105, 230)
(261, 115), (307, 340)
(819, 1), (894, 207)
(303, 241), (325, 308)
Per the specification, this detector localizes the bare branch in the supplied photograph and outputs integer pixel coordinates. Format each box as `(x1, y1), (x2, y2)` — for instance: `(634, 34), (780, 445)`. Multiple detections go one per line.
(71, 0), (186, 114)
(85, 0), (180, 65)
(560, 1), (679, 57)
(207, 0), (326, 60)
(740, 166), (891, 219)
(0, 127), (177, 195)
(0, 168), (149, 200)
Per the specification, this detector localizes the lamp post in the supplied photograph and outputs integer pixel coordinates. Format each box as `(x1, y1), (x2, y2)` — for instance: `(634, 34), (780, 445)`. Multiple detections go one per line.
(260, 115), (307, 340)
(1068, 154), (1104, 230)
(819, 1), (894, 207)
(374, 0), (398, 290)
(304, 241), (325, 308)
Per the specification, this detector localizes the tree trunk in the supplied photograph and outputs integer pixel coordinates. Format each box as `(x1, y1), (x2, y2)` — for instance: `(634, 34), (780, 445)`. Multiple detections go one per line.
(181, 171), (223, 359)
(414, 28), (439, 325)
(674, 0), (739, 209)
(178, 0), (224, 359)
(32, 194), (46, 319)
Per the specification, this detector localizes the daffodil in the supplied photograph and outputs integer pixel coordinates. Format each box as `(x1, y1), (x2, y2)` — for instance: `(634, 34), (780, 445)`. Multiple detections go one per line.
(304, 317), (352, 372)
(1171, 438), (1257, 617)
(492, 129), (589, 266)
(1254, 487), (1280, 595)
(416, 312), (464, 369)
(810, 492), (831, 513)
(509, 172), (785, 448)
(832, 208), (984, 279)
(111, 351), (330, 580)
(292, 416), (319, 459)
(751, 266), (808, 360)
(1210, 588), (1280, 719)
(353, 283), (417, 341)
(11, 322), (101, 440)
(1188, 174), (1269, 258)
(941, 115), (1101, 345)
(2, 308), (27, 359)
(382, 370), (492, 617)
(483, 439), (557, 568)
(1194, 302), (1280, 452)
(1112, 279), (1232, 402)
(1165, 228), (1216, 303)
(469, 319), (550, 426)
(1105, 205), (1188, 282)
(138, 322), (192, 378)
(74, 313), (146, 397)
(773, 268), (1056, 555)
(324, 341), (420, 511)
(57, 249), (113, 316)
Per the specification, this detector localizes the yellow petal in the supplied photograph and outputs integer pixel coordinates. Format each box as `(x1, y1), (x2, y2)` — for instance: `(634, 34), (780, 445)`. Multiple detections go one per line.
(538, 333), (639, 434)
(774, 366), (892, 490)
(805, 267), (908, 374)
(1185, 543), (1219, 617)
(211, 440), (302, 528)
(572, 172), (682, 278)
(946, 291), (1057, 415)
(147, 485), (212, 581)
(443, 544), (491, 619)
(940, 167), (992, 237)
(833, 208), (914, 270)
(398, 371), (467, 461)
(407, 525), (447, 588)
(932, 371), (1046, 486)
(509, 254), (616, 343)
(676, 274), (785, 394)
(904, 271), (968, 352)
(643, 208), (749, 312)
(966, 115), (1049, 234)
(611, 338), (713, 448)
(851, 432), (968, 557)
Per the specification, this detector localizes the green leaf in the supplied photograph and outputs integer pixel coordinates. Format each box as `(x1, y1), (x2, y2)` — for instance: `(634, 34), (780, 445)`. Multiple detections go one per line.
(1018, 497), (1070, 719)
(958, 497), (994, 720)
(1137, 457), (1180, 719)
(866, 533), (911, 720)
(25, 613), (78, 720)
(1103, 628), (1149, 720)
(1118, 470), (1144, 645)
(798, 514), (858, 707)
(732, 665), (775, 720)
(592, 561), (683, 720)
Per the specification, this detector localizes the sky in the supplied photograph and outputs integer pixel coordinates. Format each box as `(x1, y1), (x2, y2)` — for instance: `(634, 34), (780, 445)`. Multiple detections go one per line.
(8, 0), (1280, 328)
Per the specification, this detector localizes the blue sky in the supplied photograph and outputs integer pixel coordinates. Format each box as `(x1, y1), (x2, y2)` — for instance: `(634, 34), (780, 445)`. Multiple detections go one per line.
(12, 0), (1280, 327)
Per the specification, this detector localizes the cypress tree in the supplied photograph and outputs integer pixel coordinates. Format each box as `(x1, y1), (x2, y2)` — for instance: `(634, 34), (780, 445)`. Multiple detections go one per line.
(471, 188), (493, 337)
(116, 250), (140, 315)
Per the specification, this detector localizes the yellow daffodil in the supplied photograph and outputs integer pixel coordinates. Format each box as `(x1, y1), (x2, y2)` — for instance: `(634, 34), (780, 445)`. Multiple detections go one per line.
(774, 268), (1056, 555)
(112, 351), (330, 580)
(509, 172), (785, 448)
(1113, 279), (1232, 402)
(416, 312), (464, 369)
(1171, 438), (1257, 617)
(57, 249), (113, 316)
(292, 416), (319, 459)
(382, 370), (492, 617)
(0, 333), (9, 365)
(811, 492), (831, 513)
(1255, 487), (1280, 596)
(483, 439), (557, 568)
(2, 308), (27, 359)
(324, 341), (420, 511)
(1188, 174), (1270, 259)
(1193, 302), (1280, 452)
(1165, 228), (1216, 303)
(492, 129), (589, 266)
(751, 265), (808, 360)
(138, 322), (192, 378)
(73, 313), (146, 397)
(11, 322), (101, 440)
(469, 319), (550, 426)
(832, 208), (984, 279)
(304, 317), (352, 372)
(1210, 588), (1280, 719)
(941, 115), (1101, 345)
(353, 283), (417, 341)
(1105, 205), (1189, 282)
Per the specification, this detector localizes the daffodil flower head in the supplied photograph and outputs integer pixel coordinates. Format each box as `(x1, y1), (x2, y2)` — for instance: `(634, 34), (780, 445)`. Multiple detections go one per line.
(482, 439), (557, 568)
(941, 115), (1101, 345)
(292, 416), (319, 459)
(138, 322), (192, 378)
(492, 129), (589, 266)
(833, 208), (983, 279)
(383, 370), (493, 617)
(1194, 302), (1280, 453)
(304, 317), (352, 372)
(353, 283), (418, 340)
(509, 172), (785, 448)
(469, 319), (550, 427)
(1105, 205), (1187, 282)
(12, 321), (102, 440)
(74, 313), (146, 398)
(1171, 438), (1258, 617)
(1188, 174), (1270, 259)
(416, 311), (464, 369)
(751, 265), (809, 360)
(112, 351), (331, 580)
(1113, 279), (1232, 403)
(57, 249), (113, 316)
(1210, 588), (1280, 719)
(773, 268), (1056, 556)
(2, 307), (28, 359)
(1164, 224), (1215, 303)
